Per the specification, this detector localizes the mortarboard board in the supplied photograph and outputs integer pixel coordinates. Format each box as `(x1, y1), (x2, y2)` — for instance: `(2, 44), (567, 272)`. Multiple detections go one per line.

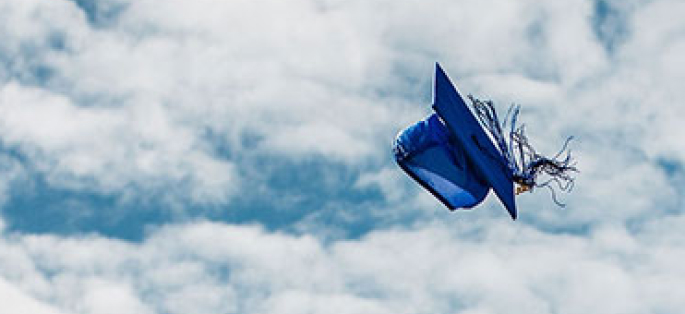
(431, 63), (517, 219)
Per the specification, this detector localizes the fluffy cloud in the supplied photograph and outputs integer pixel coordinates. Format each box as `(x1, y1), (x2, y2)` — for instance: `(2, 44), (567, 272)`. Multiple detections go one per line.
(2, 0), (679, 218)
(0, 278), (66, 314)
(1, 220), (685, 314)
(0, 82), (236, 206)
(0, 0), (684, 312)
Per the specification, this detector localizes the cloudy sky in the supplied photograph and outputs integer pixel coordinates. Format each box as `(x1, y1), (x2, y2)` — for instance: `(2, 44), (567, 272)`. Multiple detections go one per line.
(1, 0), (684, 313)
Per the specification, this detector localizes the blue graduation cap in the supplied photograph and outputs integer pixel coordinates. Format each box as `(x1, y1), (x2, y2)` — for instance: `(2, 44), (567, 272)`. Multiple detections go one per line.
(393, 63), (517, 219)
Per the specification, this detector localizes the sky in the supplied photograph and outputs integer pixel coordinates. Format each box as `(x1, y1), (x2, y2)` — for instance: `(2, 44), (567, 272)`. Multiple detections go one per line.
(0, 0), (684, 313)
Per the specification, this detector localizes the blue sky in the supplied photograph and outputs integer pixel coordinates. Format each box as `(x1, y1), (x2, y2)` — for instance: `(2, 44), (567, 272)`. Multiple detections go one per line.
(1, 0), (684, 313)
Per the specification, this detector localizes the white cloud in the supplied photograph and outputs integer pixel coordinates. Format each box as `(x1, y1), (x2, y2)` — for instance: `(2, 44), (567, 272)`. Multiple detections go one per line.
(0, 0), (684, 312)
(0, 0), (668, 220)
(0, 82), (236, 205)
(0, 277), (67, 314)
(0, 220), (684, 314)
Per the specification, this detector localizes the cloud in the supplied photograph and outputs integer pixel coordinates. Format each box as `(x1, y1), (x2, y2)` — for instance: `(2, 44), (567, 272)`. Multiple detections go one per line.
(0, 82), (236, 206)
(1, 220), (684, 314)
(0, 277), (66, 314)
(0, 0), (684, 312)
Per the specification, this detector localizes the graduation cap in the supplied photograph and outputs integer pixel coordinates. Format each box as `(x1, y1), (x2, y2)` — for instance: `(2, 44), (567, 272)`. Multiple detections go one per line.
(393, 63), (517, 219)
